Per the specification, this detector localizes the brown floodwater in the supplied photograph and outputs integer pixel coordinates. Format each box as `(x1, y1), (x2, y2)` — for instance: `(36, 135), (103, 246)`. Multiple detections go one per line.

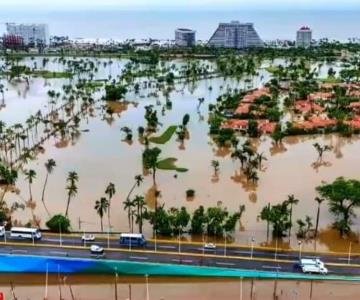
(0, 57), (357, 254)
(0, 274), (359, 300)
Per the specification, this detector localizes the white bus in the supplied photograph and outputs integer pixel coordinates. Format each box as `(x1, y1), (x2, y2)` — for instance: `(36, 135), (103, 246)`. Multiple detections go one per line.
(119, 233), (147, 247)
(10, 227), (42, 240)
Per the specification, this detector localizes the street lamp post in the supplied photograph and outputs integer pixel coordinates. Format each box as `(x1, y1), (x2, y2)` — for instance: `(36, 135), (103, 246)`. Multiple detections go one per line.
(250, 237), (255, 259)
(298, 240), (303, 259)
(59, 221), (62, 247)
(348, 242), (352, 265)
(224, 233), (227, 257)
(178, 229), (181, 254)
(107, 228), (110, 249)
(274, 238), (278, 261)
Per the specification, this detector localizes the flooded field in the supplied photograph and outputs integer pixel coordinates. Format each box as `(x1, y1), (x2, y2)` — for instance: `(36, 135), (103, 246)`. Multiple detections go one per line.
(0, 274), (359, 300)
(0, 56), (358, 252)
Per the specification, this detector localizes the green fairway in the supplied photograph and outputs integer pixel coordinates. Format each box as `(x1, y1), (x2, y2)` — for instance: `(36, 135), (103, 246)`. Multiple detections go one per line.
(149, 125), (178, 144)
(157, 158), (188, 172)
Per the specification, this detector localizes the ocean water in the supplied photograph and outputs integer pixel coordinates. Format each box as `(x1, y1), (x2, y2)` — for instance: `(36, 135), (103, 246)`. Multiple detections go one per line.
(0, 9), (359, 41)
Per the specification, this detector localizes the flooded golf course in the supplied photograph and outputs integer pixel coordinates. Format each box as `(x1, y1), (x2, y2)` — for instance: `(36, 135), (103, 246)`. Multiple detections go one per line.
(0, 56), (359, 254)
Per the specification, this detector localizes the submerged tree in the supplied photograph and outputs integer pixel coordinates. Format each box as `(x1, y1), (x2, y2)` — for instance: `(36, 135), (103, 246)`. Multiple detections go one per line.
(24, 169), (36, 202)
(65, 171), (78, 217)
(317, 177), (360, 237)
(260, 201), (291, 237)
(41, 159), (56, 215)
(142, 147), (161, 185)
(94, 197), (109, 232)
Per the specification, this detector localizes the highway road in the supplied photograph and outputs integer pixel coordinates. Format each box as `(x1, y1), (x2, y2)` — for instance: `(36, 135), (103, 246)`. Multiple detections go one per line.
(0, 233), (360, 276)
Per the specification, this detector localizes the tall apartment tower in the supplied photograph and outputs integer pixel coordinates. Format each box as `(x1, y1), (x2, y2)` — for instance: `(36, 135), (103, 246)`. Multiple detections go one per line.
(6, 23), (49, 46)
(175, 28), (196, 47)
(208, 21), (263, 49)
(296, 26), (312, 48)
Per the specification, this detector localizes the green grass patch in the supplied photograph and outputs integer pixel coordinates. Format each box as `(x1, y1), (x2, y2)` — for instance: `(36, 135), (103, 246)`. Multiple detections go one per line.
(31, 70), (73, 79)
(157, 158), (188, 172)
(320, 76), (342, 84)
(265, 66), (280, 73)
(149, 125), (178, 144)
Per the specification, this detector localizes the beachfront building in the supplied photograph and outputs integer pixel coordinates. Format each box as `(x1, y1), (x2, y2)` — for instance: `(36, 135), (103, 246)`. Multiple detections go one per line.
(6, 23), (49, 46)
(175, 28), (196, 47)
(208, 21), (263, 49)
(296, 26), (312, 48)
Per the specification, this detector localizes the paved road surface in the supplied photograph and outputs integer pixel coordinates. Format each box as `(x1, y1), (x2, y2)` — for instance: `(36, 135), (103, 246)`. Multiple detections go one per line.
(0, 233), (359, 276)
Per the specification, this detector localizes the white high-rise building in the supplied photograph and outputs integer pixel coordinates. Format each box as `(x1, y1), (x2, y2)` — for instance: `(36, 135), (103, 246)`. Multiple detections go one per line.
(208, 21), (263, 49)
(296, 26), (312, 48)
(175, 28), (196, 47)
(6, 23), (49, 46)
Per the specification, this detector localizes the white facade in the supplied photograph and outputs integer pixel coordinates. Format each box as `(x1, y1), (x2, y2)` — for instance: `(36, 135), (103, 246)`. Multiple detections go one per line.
(296, 26), (312, 48)
(208, 21), (263, 49)
(175, 28), (196, 47)
(6, 23), (49, 46)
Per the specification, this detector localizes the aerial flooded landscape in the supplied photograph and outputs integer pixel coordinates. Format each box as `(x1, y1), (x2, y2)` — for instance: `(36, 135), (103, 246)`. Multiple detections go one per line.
(2, 0), (360, 299)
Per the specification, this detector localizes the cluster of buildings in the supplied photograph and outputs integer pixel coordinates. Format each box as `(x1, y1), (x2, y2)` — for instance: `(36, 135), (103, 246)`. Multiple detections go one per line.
(1, 21), (313, 51)
(175, 22), (313, 49)
(2, 23), (49, 50)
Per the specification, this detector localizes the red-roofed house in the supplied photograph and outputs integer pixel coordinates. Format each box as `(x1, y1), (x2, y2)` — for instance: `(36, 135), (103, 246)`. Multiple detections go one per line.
(295, 100), (324, 114)
(308, 92), (334, 102)
(222, 119), (249, 131)
(235, 103), (251, 115)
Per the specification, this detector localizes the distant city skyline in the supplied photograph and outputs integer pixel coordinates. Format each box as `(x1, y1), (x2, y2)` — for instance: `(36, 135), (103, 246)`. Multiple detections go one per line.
(2, 0), (360, 9)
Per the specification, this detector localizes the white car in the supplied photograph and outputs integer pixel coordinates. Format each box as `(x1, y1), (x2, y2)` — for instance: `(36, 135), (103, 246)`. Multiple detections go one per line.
(204, 243), (216, 250)
(82, 234), (95, 242)
(90, 245), (104, 254)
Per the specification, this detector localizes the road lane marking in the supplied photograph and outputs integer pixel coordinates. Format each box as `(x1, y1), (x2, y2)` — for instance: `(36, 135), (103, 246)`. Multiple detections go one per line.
(50, 251), (68, 256)
(130, 256), (148, 260)
(262, 265), (282, 269)
(11, 249), (28, 254)
(216, 262), (235, 266)
(159, 245), (176, 249)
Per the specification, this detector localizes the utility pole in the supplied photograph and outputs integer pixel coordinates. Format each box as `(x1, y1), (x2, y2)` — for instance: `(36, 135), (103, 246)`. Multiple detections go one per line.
(10, 282), (18, 300)
(250, 279), (255, 300)
(114, 268), (118, 300)
(128, 284), (132, 300)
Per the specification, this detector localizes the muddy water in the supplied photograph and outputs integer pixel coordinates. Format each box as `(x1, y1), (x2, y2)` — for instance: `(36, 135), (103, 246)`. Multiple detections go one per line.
(0, 274), (359, 300)
(0, 57), (357, 252)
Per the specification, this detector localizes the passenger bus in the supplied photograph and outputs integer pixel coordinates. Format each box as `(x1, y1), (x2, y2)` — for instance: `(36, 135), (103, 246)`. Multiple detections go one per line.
(119, 233), (147, 247)
(10, 227), (42, 240)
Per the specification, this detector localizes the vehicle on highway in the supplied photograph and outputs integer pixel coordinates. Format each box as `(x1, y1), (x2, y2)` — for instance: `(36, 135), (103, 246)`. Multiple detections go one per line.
(0, 226), (5, 237)
(90, 245), (104, 254)
(10, 227), (42, 240)
(204, 243), (216, 250)
(299, 258), (328, 275)
(119, 233), (147, 247)
(82, 234), (95, 242)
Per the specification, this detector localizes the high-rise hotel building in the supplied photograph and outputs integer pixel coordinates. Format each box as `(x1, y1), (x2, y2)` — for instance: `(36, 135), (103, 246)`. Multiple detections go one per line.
(208, 21), (263, 49)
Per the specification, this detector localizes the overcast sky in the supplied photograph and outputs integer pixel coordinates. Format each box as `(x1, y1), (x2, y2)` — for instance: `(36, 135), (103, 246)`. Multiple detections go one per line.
(1, 0), (360, 9)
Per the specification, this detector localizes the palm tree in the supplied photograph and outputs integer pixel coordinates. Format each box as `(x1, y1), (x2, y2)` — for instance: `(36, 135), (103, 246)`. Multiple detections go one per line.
(123, 198), (135, 232)
(41, 159), (56, 215)
(65, 171), (78, 217)
(94, 197), (109, 232)
(126, 175), (143, 202)
(133, 195), (146, 233)
(256, 152), (267, 169)
(314, 197), (325, 238)
(211, 160), (220, 176)
(105, 182), (116, 230)
(24, 169), (36, 202)
(286, 194), (299, 237)
(313, 143), (333, 162)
